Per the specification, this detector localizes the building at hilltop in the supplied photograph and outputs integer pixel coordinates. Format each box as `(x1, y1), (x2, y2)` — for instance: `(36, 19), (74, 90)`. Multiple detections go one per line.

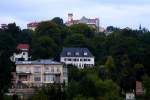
(65, 13), (100, 32)
(27, 22), (39, 31)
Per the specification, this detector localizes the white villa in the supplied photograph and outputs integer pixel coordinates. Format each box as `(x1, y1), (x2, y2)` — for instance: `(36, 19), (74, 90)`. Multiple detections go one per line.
(60, 48), (95, 69)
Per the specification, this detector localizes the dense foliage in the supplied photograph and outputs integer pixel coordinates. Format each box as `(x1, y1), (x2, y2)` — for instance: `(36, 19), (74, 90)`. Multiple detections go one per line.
(1, 18), (150, 100)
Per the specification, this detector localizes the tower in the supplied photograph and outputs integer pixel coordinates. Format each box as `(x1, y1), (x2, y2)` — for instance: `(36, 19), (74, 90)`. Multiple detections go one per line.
(68, 13), (73, 22)
(139, 24), (142, 30)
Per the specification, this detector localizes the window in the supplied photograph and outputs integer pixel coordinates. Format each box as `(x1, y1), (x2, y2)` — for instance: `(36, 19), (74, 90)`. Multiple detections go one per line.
(45, 67), (49, 70)
(68, 59), (71, 61)
(44, 75), (55, 82)
(45, 67), (49, 73)
(63, 73), (68, 77)
(75, 52), (79, 56)
(23, 52), (26, 55)
(19, 75), (27, 81)
(51, 67), (54, 72)
(73, 59), (76, 61)
(34, 66), (41, 73)
(80, 59), (83, 61)
(15, 58), (18, 61)
(88, 59), (91, 61)
(64, 58), (67, 61)
(34, 75), (41, 82)
(84, 52), (88, 56)
(67, 52), (71, 56)
(57, 68), (60, 72)
(84, 59), (87, 61)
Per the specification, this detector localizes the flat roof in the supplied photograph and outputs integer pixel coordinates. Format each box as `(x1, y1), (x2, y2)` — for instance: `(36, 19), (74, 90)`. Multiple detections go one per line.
(16, 59), (62, 65)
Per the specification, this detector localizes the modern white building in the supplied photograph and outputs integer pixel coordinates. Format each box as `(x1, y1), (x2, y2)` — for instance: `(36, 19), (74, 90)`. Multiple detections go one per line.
(15, 59), (68, 87)
(60, 48), (95, 69)
(11, 44), (30, 62)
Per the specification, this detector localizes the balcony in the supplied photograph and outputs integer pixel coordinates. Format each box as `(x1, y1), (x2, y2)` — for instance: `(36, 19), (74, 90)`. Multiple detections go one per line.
(44, 71), (61, 75)
(16, 71), (31, 75)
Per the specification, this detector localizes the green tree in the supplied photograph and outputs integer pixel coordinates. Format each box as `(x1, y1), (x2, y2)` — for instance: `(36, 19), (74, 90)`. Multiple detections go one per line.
(134, 64), (145, 81)
(18, 29), (33, 44)
(32, 85), (64, 100)
(142, 75), (150, 99)
(64, 34), (88, 47)
(51, 17), (64, 26)
(70, 23), (95, 38)
(72, 95), (86, 100)
(35, 21), (61, 46)
(0, 33), (15, 100)
(31, 36), (58, 59)
(104, 56), (116, 80)
(120, 55), (135, 92)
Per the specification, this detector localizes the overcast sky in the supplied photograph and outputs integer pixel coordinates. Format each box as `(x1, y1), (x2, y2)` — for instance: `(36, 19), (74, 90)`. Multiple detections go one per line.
(0, 0), (150, 29)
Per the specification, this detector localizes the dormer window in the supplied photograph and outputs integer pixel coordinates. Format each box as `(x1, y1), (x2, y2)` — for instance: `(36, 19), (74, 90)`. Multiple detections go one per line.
(67, 52), (71, 56)
(84, 52), (87, 56)
(75, 52), (79, 56)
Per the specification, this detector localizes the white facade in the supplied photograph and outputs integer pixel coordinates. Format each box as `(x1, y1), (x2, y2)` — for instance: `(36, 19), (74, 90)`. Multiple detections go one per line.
(60, 57), (94, 69)
(126, 93), (135, 100)
(11, 51), (29, 62)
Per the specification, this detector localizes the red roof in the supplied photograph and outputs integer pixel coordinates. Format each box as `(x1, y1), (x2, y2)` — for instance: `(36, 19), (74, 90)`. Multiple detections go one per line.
(27, 22), (39, 27)
(17, 44), (29, 50)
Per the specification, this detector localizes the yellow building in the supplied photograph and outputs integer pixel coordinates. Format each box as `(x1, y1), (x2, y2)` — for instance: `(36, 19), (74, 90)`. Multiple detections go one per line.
(15, 59), (67, 87)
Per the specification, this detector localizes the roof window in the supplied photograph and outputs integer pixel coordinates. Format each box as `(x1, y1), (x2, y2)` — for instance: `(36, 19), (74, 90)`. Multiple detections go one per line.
(67, 52), (71, 56)
(84, 52), (88, 56)
(75, 52), (79, 56)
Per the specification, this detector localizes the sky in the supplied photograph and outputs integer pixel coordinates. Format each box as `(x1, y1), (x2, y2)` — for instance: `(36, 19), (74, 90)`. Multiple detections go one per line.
(0, 0), (150, 29)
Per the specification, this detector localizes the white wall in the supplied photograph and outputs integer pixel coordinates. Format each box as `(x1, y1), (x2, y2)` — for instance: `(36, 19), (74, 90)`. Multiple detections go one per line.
(60, 57), (94, 69)
(12, 51), (29, 62)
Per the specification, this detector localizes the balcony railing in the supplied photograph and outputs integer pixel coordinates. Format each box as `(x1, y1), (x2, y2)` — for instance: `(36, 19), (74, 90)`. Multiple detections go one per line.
(44, 71), (61, 75)
(16, 71), (31, 75)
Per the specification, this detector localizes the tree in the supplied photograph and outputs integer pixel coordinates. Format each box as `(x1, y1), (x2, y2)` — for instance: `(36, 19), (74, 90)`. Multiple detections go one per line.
(67, 80), (80, 100)
(18, 29), (33, 44)
(51, 17), (64, 26)
(134, 64), (145, 81)
(90, 34), (106, 64)
(32, 85), (65, 100)
(67, 66), (122, 100)
(120, 55), (135, 92)
(31, 36), (58, 59)
(0, 33), (15, 100)
(104, 56), (116, 80)
(64, 34), (88, 47)
(35, 21), (62, 46)
(72, 95), (86, 100)
(142, 75), (150, 99)
(6, 23), (21, 44)
(70, 23), (95, 38)
(106, 26), (120, 32)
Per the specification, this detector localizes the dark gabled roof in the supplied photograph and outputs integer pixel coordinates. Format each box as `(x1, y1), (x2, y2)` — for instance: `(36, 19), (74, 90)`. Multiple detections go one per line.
(60, 47), (94, 57)
(16, 59), (62, 65)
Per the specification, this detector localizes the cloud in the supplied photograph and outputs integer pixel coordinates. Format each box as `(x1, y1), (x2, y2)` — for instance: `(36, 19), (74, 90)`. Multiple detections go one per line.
(0, 0), (150, 29)
(0, 16), (28, 28)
